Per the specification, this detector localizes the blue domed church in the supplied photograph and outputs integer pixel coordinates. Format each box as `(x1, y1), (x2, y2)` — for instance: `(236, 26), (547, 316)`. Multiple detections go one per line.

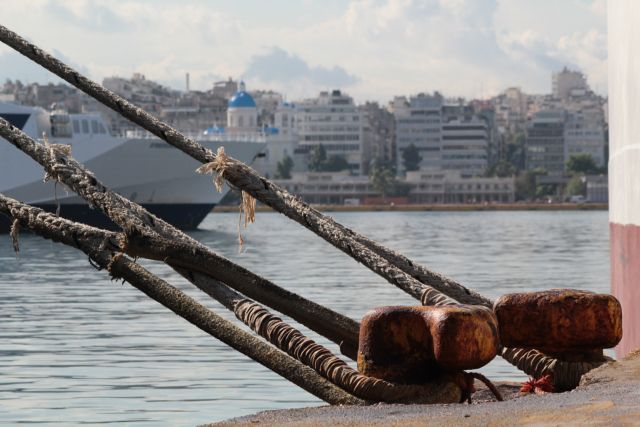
(227, 81), (258, 133)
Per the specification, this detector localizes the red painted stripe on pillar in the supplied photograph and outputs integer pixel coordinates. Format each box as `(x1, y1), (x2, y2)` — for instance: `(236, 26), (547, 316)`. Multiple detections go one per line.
(611, 222), (640, 357)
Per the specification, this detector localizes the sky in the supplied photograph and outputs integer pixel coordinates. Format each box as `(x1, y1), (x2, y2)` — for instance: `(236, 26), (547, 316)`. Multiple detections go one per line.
(0, 0), (607, 103)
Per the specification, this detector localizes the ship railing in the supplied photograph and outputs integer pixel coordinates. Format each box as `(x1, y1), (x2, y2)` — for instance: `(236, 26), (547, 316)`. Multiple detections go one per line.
(121, 128), (267, 143)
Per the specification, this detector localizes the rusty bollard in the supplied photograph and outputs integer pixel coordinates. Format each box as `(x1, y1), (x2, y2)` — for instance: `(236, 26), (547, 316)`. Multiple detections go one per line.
(495, 289), (622, 392)
(494, 289), (622, 360)
(357, 305), (499, 384)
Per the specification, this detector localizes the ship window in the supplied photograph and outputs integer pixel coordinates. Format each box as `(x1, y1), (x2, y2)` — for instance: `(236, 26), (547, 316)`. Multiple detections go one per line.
(0, 113), (30, 130)
(98, 123), (106, 134)
(91, 120), (99, 133)
(81, 120), (89, 133)
(73, 120), (80, 133)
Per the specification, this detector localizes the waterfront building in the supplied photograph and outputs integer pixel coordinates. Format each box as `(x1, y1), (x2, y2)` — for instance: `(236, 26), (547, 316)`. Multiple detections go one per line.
(274, 172), (374, 204)
(585, 175), (608, 203)
(394, 94), (491, 176)
(440, 116), (489, 176)
(295, 90), (363, 175)
(564, 110), (607, 167)
(405, 171), (515, 204)
(525, 110), (566, 175)
(394, 92), (443, 173)
(273, 170), (514, 205)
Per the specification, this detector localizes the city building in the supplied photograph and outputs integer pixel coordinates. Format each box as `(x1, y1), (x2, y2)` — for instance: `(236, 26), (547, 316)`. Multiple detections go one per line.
(440, 117), (489, 176)
(525, 110), (566, 175)
(394, 94), (492, 176)
(405, 171), (515, 203)
(227, 81), (259, 133)
(552, 67), (589, 100)
(295, 90), (363, 175)
(103, 73), (179, 132)
(585, 175), (608, 203)
(564, 110), (607, 167)
(212, 78), (239, 99)
(252, 101), (300, 178)
(273, 170), (514, 205)
(394, 92), (443, 173)
(360, 101), (395, 175)
(274, 171), (375, 204)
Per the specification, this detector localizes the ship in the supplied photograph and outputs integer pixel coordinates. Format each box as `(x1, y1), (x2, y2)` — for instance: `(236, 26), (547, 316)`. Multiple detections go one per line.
(0, 101), (266, 233)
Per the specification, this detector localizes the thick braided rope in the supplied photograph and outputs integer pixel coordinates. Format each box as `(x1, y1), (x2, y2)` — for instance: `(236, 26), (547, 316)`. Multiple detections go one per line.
(0, 196), (117, 248)
(0, 26), (611, 389)
(0, 196), (365, 406)
(500, 347), (612, 391)
(234, 300), (461, 404)
(201, 156), (433, 301)
(0, 120), (364, 357)
(421, 287), (459, 306)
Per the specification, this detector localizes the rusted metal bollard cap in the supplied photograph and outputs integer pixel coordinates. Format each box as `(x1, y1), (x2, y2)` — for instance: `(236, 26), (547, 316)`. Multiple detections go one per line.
(494, 289), (622, 355)
(357, 305), (498, 384)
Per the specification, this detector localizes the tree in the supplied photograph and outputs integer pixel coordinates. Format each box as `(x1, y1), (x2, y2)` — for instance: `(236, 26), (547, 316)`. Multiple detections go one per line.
(370, 165), (397, 199)
(565, 175), (586, 198)
(566, 153), (599, 175)
(515, 167), (547, 201)
(323, 155), (350, 172)
(402, 144), (422, 172)
(308, 145), (350, 173)
(505, 132), (526, 172)
(487, 160), (516, 178)
(275, 155), (294, 179)
(308, 144), (327, 172)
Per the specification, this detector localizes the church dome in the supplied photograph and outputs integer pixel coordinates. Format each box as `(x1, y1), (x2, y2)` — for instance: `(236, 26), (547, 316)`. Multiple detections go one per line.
(228, 81), (256, 108)
(228, 91), (256, 108)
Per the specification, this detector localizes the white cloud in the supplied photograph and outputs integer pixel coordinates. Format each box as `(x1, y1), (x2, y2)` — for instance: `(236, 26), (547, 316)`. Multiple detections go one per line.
(0, 0), (607, 102)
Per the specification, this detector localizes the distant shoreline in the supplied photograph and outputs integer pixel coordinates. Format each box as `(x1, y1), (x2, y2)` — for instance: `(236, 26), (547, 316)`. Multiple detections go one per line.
(212, 202), (608, 213)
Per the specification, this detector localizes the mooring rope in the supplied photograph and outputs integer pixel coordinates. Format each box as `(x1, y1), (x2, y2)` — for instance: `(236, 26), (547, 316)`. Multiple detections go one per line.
(234, 299), (463, 404)
(421, 287), (459, 306)
(500, 347), (612, 391)
(0, 194), (365, 406)
(0, 25), (612, 391)
(0, 23), (485, 306)
(0, 117), (362, 358)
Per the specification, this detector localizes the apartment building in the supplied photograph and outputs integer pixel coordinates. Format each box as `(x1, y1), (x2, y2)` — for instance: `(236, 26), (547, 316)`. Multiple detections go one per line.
(295, 90), (363, 175)
(440, 117), (489, 176)
(525, 110), (567, 175)
(394, 92), (443, 173)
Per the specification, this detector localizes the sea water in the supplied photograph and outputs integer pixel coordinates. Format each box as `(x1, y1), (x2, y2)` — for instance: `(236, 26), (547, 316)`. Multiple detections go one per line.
(0, 210), (609, 425)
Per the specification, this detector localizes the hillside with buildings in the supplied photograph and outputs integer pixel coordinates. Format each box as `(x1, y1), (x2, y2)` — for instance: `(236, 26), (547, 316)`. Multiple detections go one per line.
(0, 67), (607, 205)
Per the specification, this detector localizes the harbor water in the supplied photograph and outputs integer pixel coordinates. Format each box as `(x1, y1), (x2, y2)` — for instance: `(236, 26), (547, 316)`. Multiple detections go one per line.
(0, 210), (609, 425)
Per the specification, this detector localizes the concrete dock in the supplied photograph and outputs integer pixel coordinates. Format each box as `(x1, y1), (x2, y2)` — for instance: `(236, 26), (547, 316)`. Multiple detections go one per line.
(212, 350), (640, 426)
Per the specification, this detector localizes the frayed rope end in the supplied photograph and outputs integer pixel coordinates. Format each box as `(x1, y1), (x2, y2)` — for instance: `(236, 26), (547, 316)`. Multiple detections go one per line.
(10, 218), (20, 254)
(196, 146), (231, 192)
